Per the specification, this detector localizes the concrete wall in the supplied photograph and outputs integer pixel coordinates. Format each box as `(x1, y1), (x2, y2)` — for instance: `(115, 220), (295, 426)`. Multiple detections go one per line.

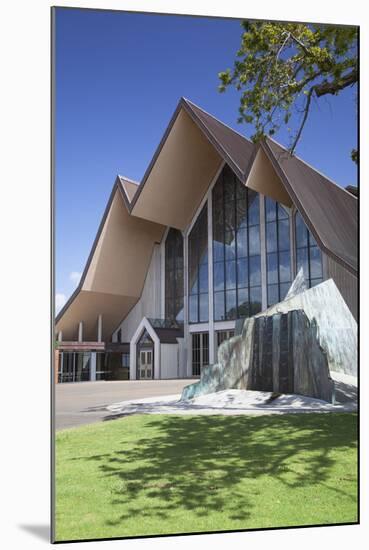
(160, 343), (179, 379)
(326, 254), (358, 321)
(113, 243), (162, 343)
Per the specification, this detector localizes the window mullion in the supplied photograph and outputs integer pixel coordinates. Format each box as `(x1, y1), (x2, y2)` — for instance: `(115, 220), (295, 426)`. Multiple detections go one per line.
(234, 181), (238, 317)
(276, 204), (281, 301)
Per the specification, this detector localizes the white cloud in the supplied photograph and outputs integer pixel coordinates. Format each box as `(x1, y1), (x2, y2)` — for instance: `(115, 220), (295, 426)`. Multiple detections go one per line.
(55, 293), (66, 314)
(69, 271), (82, 286)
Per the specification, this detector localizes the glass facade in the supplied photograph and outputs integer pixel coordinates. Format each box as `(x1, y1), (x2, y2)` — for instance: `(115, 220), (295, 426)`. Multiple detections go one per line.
(295, 211), (323, 287)
(192, 332), (209, 375)
(188, 204), (208, 323)
(212, 165), (262, 321)
(162, 164), (325, 341)
(58, 352), (107, 382)
(265, 198), (292, 306)
(165, 228), (184, 321)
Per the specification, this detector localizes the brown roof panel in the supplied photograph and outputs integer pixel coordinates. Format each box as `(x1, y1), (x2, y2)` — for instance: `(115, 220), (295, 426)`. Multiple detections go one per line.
(263, 138), (358, 274)
(346, 185), (358, 197)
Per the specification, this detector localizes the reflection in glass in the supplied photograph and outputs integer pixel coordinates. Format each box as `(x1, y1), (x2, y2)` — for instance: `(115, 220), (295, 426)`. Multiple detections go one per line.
(213, 262), (225, 292)
(165, 228), (184, 321)
(249, 225), (260, 256)
(295, 211), (308, 247)
(249, 255), (261, 286)
(225, 261), (236, 289)
(189, 295), (198, 323)
(212, 165), (261, 320)
(237, 258), (248, 287)
(295, 211), (323, 287)
(250, 286), (262, 315)
(226, 289), (237, 320)
(279, 251), (291, 283)
(267, 252), (278, 284)
(188, 204), (208, 323)
(265, 198), (291, 306)
(238, 287), (249, 317)
(310, 246), (323, 279)
(199, 293), (209, 322)
(214, 291), (225, 321)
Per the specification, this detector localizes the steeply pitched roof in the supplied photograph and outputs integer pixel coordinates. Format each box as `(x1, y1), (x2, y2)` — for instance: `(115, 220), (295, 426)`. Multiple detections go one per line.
(262, 138), (358, 274)
(56, 97), (357, 338)
(182, 98), (255, 181)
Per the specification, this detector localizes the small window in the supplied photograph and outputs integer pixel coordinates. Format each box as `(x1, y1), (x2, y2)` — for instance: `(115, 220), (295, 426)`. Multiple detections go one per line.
(122, 353), (130, 368)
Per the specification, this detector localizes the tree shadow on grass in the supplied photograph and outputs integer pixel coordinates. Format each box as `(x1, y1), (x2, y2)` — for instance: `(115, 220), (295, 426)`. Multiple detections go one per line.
(72, 413), (357, 529)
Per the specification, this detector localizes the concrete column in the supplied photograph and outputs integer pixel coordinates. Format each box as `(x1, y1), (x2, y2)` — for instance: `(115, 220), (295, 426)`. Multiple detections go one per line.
(57, 331), (63, 342)
(78, 321), (83, 343)
(90, 352), (96, 381)
(183, 229), (191, 377)
(130, 340), (137, 380)
(97, 314), (103, 343)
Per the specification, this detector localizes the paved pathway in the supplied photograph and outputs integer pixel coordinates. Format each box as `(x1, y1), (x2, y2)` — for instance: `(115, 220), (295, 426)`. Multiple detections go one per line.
(54, 379), (191, 430)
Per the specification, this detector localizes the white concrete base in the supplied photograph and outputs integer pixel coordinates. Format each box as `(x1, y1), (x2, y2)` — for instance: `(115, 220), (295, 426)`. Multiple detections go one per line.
(106, 389), (357, 417)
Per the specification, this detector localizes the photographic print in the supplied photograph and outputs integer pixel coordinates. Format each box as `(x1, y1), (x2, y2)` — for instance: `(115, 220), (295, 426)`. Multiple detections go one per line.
(52, 6), (358, 543)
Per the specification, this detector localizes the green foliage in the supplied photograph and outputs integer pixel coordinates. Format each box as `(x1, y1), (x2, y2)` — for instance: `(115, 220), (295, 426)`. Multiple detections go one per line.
(219, 22), (358, 157)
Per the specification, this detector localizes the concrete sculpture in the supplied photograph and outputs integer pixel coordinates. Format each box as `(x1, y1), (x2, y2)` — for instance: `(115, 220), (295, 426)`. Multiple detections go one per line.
(181, 273), (357, 402)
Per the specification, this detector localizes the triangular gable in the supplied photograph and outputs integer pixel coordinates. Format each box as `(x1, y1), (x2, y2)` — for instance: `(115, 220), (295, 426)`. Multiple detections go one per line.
(129, 98), (256, 230)
(183, 98), (255, 181)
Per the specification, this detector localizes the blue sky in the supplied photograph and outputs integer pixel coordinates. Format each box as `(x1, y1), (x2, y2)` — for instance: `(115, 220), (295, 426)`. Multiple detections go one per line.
(55, 8), (358, 311)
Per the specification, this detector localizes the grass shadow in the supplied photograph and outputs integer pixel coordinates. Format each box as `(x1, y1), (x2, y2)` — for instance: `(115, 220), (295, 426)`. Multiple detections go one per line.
(69, 413), (357, 529)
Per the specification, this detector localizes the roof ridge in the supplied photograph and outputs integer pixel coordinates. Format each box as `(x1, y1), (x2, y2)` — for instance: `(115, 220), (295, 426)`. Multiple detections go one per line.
(182, 97), (254, 147)
(118, 175), (140, 186)
(265, 136), (357, 200)
(182, 98), (251, 179)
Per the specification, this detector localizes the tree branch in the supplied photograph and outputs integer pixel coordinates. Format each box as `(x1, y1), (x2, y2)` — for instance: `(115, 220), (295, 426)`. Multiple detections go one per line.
(275, 31), (291, 64)
(290, 87), (315, 155)
(289, 32), (310, 55)
(315, 68), (357, 97)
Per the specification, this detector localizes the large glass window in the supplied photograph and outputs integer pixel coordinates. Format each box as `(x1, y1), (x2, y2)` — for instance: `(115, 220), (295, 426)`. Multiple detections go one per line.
(192, 332), (209, 375)
(295, 211), (323, 287)
(188, 204), (208, 323)
(165, 228), (184, 321)
(212, 164), (261, 321)
(265, 198), (292, 306)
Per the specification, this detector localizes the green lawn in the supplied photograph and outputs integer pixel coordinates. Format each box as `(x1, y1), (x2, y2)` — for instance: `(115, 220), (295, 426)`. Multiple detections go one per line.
(55, 413), (358, 542)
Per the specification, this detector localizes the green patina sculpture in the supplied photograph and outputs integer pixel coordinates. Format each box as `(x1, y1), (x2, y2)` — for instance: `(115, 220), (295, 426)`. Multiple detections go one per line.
(181, 271), (357, 402)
